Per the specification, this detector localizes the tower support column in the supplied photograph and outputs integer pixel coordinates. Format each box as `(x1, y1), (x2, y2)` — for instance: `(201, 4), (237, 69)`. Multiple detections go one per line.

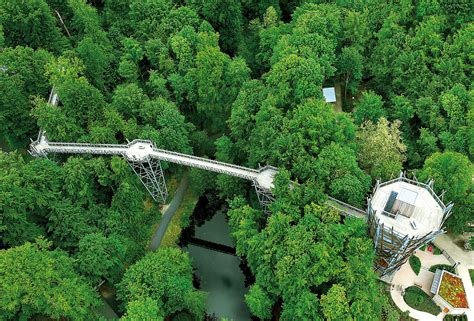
(126, 156), (168, 203)
(253, 182), (274, 215)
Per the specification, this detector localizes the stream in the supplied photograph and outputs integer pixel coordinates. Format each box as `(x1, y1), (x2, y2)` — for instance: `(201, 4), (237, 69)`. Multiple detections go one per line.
(181, 194), (251, 321)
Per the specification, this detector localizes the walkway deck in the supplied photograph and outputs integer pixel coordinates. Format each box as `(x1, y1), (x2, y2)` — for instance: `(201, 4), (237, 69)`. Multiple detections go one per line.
(30, 131), (277, 190)
(326, 196), (367, 219)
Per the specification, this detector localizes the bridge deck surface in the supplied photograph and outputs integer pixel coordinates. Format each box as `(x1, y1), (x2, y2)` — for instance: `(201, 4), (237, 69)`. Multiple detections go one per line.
(326, 198), (367, 219)
(32, 136), (276, 189)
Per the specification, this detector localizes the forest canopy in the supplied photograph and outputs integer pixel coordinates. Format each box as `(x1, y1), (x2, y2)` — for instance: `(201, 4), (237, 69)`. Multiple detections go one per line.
(0, 0), (472, 320)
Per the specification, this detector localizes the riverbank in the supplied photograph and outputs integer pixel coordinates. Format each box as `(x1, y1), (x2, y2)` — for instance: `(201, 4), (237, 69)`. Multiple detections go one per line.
(157, 173), (201, 248)
(149, 171), (191, 250)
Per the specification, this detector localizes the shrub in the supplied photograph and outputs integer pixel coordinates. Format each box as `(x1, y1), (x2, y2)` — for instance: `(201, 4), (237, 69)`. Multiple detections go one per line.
(403, 286), (441, 315)
(429, 264), (455, 274)
(444, 314), (468, 321)
(409, 255), (421, 275)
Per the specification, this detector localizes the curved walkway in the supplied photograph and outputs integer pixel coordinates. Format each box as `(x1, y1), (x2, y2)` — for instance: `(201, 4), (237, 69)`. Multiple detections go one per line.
(149, 171), (189, 251)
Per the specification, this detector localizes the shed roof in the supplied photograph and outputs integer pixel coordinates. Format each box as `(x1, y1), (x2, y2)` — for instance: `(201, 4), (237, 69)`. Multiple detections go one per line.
(323, 87), (336, 103)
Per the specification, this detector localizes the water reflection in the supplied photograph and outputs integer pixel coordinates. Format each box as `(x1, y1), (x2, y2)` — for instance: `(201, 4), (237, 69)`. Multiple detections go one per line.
(184, 209), (251, 321)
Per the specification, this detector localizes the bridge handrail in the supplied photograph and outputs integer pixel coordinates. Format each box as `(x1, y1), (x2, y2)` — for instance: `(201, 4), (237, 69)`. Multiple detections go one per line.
(152, 148), (260, 175)
(32, 135), (269, 181)
(48, 142), (127, 149)
(379, 177), (445, 209)
(327, 196), (366, 215)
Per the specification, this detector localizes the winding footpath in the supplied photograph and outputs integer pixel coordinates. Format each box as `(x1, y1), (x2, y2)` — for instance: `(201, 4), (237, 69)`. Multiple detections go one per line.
(149, 171), (189, 250)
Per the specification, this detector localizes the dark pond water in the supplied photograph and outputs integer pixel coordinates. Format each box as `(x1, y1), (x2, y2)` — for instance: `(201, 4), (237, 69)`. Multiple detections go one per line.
(181, 194), (251, 321)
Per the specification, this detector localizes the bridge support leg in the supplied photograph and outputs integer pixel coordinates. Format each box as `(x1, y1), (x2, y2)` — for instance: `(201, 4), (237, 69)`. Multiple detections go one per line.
(253, 183), (274, 215)
(126, 157), (168, 203)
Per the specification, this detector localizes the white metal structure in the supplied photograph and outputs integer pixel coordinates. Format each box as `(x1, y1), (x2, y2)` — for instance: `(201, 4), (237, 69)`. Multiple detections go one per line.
(30, 89), (278, 211)
(30, 130), (278, 210)
(29, 89), (457, 280)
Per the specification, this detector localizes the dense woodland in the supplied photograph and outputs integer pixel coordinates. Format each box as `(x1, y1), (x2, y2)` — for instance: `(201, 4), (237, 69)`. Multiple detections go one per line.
(0, 0), (472, 320)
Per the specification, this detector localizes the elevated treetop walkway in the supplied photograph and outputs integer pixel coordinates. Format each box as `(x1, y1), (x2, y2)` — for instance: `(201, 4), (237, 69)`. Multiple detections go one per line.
(30, 131), (277, 190)
(29, 89), (364, 217)
(30, 130), (278, 212)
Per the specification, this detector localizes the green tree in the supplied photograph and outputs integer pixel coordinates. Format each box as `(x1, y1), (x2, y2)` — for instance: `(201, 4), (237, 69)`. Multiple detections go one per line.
(249, 99), (356, 183)
(111, 83), (149, 120)
(315, 143), (370, 207)
(357, 118), (407, 180)
(272, 3), (340, 79)
(138, 98), (194, 154)
(320, 284), (352, 321)
(0, 24), (4, 48)
(47, 198), (97, 249)
(75, 232), (126, 284)
(0, 46), (53, 147)
(76, 36), (111, 91)
(245, 284), (274, 320)
(193, 47), (250, 133)
(121, 298), (164, 321)
(128, 0), (173, 40)
(0, 0), (69, 52)
(117, 247), (207, 320)
(186, 0), (244, 53)
(353, 91), (385, 125)
(418, 152), (473, 234)
(265, 54), (324, 110)
(0, 152), (43, 246)
(419, 151), (472, 203)
(228, 80), (268, 159)
(416, 128), (439, 161)
(337, 46), (363, 98)
(31, 96), (84, 142)
(0, 238), (99, 320)
(227, 178), (383, 320)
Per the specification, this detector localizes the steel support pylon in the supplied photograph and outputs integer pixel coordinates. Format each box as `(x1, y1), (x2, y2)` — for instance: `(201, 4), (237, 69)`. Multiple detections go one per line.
(253, 182), (274, 215)
(126, 156), (168, 203)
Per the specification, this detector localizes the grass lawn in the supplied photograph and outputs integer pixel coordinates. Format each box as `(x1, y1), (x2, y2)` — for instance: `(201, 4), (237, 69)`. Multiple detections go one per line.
(403, 286), (441, 316)
(409, 255), (421, 275)
(469, 269), (474, 285)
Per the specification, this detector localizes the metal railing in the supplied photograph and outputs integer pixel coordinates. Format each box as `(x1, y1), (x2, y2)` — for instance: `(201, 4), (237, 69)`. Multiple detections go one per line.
(378, 176), (445, 209)
(441, 249), (457, 266)
(326, 196), (366, 214)
(152, 148), (260, 174)
(30, 133), (270, 182)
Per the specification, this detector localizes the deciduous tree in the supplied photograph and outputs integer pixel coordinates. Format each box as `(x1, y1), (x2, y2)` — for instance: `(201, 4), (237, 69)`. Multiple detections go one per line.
(117, 248), (207, 319)
(0, 238), (99, 320)
(357, 118), (407, 180)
